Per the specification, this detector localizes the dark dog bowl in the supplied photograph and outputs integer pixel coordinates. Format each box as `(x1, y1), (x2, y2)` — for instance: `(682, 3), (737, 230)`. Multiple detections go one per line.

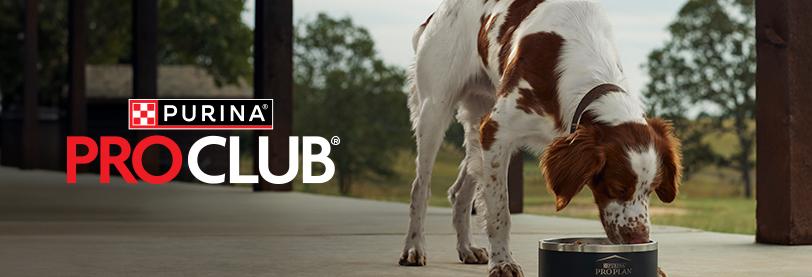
(539, 237), (657, 277)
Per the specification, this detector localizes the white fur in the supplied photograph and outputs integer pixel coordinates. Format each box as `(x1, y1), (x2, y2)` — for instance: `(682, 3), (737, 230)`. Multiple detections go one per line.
(511, 1), (644, 129)
(401, 0), (644, 275)
(630, 146), (658, 189)
(587, 93), (647, 126)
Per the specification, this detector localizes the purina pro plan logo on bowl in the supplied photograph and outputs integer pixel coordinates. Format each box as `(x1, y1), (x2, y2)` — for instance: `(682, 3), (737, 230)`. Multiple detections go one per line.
(595, 255), (633, 276)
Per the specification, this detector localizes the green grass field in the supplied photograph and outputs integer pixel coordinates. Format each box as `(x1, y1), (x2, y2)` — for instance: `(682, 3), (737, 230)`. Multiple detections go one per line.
(296, 143), (756, 235)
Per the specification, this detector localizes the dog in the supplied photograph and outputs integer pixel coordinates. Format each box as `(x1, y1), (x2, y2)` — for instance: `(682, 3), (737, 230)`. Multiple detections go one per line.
(399, 0), (682, 276)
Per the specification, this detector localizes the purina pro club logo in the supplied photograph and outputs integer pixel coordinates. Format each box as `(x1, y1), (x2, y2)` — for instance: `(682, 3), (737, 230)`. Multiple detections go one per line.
(129, 99), (274, 130)
(67, 98), (338, 185)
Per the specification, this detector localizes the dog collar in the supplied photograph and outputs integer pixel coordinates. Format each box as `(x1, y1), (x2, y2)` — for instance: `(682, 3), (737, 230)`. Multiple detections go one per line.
(570, 83), (626, 134)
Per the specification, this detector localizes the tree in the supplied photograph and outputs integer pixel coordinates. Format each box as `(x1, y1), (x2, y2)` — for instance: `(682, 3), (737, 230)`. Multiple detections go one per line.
(293, 14), (411, 195)
(643, 0), (755, 197)
(0, 0), (252, 108)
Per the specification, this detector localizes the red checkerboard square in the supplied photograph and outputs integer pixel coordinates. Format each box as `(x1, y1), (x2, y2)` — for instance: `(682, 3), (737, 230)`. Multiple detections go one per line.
(130, 101), (157, 127)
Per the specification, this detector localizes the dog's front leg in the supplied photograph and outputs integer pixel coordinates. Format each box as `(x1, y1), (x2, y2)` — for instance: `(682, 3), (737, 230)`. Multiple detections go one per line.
(478, 116), (524, 277)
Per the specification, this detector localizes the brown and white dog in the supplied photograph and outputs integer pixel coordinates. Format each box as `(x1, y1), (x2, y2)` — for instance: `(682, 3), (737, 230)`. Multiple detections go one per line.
(400, 0), (682, 276)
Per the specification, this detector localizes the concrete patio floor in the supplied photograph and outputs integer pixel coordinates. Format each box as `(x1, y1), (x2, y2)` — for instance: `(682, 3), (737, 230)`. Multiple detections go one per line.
(0, 166), (810, 277)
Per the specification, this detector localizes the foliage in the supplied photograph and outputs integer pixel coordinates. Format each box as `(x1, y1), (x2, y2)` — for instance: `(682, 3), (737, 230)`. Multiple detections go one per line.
(293, 14), (412, 195)
(643, 0), (756, 197)
(0, 0), (252, 107)
(0, 0), (70, 106)
(157, 0), (252, 86)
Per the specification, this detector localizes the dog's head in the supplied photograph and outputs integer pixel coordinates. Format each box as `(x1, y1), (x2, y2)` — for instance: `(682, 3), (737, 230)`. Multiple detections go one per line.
(541, 118), (681, 244)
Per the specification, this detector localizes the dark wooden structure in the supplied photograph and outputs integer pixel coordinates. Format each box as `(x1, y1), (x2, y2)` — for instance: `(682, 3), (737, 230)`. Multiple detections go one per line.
(68, 0), (87, 138)
(755, 0), (812, 245)
(132, 0), (160, 174)
(253, 0), (294, 192)
(21, 0), (39, 170)
(67, 0), (87, 173)
(508, 153), (523, 213)
(132, 0), (158, 100)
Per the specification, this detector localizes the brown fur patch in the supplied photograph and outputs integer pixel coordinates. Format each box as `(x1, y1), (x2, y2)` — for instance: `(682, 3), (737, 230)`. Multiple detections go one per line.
(499, 32), (565, 129)
(478, 15), (490, 67)
(579, 118), (658, 205)
(647, 118), (682, 203)
(497, 0), (545, 72)
(595, 124), (649, 202)
(498, 0), (544, 42)
(544, 117), (670, 211)
(540, 126), (605, 211)
(479, 114), (499, 151)
(498, 30), (516, 73)
(516, 88), (545, 115)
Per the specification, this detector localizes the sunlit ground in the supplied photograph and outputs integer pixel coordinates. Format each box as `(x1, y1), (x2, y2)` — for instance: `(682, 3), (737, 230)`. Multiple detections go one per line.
(293, 144), (756, 235)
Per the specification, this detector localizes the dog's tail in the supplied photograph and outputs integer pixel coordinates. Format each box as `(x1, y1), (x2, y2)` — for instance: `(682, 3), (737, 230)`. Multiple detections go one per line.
(407, 13), (436, 132)
(411, 27), (424, 53)
(406, 65), (421, 132)
(412, 13), (434, 52)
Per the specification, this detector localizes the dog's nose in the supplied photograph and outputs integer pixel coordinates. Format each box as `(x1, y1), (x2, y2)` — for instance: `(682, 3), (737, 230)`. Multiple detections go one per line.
(626, 236), (649, 244)
(623, 233), (650, 244)
(620, 223), (650, 244)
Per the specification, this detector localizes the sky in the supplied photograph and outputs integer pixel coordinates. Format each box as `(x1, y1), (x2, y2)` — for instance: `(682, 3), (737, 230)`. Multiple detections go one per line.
(242, 0), (686, 94)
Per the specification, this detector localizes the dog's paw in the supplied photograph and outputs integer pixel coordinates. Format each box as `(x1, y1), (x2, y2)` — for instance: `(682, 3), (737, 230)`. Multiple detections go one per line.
(458, 246), (489, 264)
(488, 261), (524, 277)
(398, 248), (426, 266)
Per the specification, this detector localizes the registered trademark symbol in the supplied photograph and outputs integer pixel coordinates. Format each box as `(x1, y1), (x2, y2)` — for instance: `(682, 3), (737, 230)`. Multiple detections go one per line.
(262, 104), (269, 110)
(330, 136), (341, 146)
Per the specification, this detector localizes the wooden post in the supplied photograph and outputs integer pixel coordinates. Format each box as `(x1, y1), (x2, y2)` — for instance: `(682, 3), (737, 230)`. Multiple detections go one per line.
(21, 0), (39, 170)
(508, 152), (524, 214)
(253, 0), (293, 192)
(68, 0), (87, 137)
(755, 0), (812, 245)
(132, 0), (157, 99)
(132, 0), (159, 173)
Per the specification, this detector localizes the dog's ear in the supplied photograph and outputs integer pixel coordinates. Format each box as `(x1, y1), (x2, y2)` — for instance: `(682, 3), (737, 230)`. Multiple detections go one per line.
(541, 126), (606, 211)
(647, 118), (682, 203)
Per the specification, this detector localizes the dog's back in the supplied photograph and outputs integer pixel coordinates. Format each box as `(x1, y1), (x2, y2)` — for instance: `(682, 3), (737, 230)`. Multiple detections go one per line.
(412, 0), (626, 109)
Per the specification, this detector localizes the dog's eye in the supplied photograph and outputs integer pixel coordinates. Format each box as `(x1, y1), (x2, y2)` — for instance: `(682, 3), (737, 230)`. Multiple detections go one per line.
(606, 182), (629, 199)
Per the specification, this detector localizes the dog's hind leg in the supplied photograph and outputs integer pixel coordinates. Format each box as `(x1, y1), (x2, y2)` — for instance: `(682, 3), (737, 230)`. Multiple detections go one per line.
(449, 158), (489, 264)
(399, 97), (454, 267)
(401, 4), (483, 265)
(448, 90), (494, 265)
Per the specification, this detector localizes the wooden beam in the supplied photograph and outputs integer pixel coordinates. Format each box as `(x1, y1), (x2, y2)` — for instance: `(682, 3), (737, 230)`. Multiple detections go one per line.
(21, 0), (39, 170)
(132, 0), (157, 99)
(132, 0), (159, 174)
(756, 0), (812, 245)
(508, 152), (524, 214)
(68, 0), (87, 137)
(253, 0), (293, 192)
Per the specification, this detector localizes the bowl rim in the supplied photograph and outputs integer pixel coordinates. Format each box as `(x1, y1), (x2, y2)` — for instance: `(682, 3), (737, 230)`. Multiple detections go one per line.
(539, 237), (657, 253)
